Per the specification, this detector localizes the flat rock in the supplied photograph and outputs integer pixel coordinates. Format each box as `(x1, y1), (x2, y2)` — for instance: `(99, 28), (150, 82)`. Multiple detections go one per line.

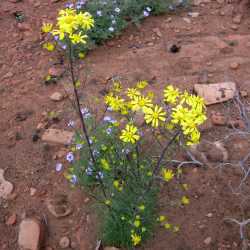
(59, 236), (70, 249)
(233, 14), (242, 24)
(46, 194), (72, 218)
(18, 218), (44, 250)
(0, 169), (14, 199)
(194, 82), (236, 105)
(204, 237), (212, 245)
(6, 213), (17, 225)
(42, 129), (74, 145)
(50, 92), (64, 102)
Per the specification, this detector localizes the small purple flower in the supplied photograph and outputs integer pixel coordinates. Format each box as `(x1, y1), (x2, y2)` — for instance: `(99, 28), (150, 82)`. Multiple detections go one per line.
(122, 148), (130, 154)
(86, 167), (93, 176)
(89, 138), (93, 144)
(104, 116), (112, 122)
(107, 107), (113, 111)
(96, 171), (104, 180)
(66, 152), (74, 162)
(76, 4), (82, 9)
(96, 10), (102, 16)
(76, 144), (83, 150)
(71, 175), (78, 184)
(93, 149), (99, 156)
(146, 7), (152, 12)
(108, 27), (114, 32)
(68, 120), (75, 128)
(112, 19), (116, 25)
(81, 108), (91, 118)
(54, 35), (59, 41)
(66, 2), (74, 8)
(55, 163), (63, 172)
(143, 10), (149, 17)
(106, 127), (112, 135)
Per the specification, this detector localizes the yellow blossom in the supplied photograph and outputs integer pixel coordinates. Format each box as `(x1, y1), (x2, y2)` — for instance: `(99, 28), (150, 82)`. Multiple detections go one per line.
(120, 124), (140, 144)
(43, 42), (55, 51)
(78, 52), (85, 59)
(164, 223), (172, 229)
(70, 32), (87, 44)
(144, 105), (166, 128)
(164, 85), (180, 104)
(105, 200), (112, 206)
(181, 196), (190, 205)
(127, 88), (141, 99)
(113, 180), (123, 192)
(136, 80), (148, 89)
(41, 22), (53, 33)
(100, 159), (110, 171)
(134, 220), (141, 228)
(130, 95), (153, 112)
(162, 169), (174, 182)
(138, 204), (145, 211)
(131, 233), (141, 246)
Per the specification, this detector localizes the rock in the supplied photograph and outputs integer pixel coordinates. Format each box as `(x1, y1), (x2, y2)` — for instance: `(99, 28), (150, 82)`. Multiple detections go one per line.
(211, 111), (245, 129)
(233, 14), (242, 24)
(59, 236), (70, 249)
(230, 62), (239, 70)
(152, 28), (162, 38)
(18, 218), (44, 250)
(50, 92), (64, 102)
(0, 169), (14, 199)
(6, 213), (17, 225)
(240, 90), (248, 97)
(15, 110), (33, 122)
(206, 213), (213, 218)
(30, 188), (37, 196)
(2, 71), (14, 79)
(46, 194), (72, 218)
(188, 12), (200, 18)
(183, 17), (191, 24)
(204, 237), (212, 245)
(42, 129), (74, 145)
(48, 66), (64, 78)
(194, 82), (236, 105)
(231, 25), (238, 30)
(189, 141), (228, 165)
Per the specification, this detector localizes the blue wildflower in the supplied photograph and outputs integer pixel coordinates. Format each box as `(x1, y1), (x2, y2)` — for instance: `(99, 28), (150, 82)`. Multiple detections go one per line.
(66, 152), (74, 162)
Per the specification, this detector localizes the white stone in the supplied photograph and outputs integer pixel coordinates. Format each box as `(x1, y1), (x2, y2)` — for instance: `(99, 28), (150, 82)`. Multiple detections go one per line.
(42, 129), (74, 145)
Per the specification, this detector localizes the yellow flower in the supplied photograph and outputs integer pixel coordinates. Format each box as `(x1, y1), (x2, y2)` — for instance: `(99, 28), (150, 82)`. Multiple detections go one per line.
(181, 196), (190, 205)
(144, 105), (166, 128)
(112, 81), (122, 92)
(136, 80), (148, 89)
(164, 223), (172, 229)
(75, 12), (94, 30)
(162, 169), (174, 182)
(42, 42), (55, 51)
(158, 215), (166, 222)
(100, 159), (110, 171)
(70, 32), (87, 44)
(41, 22), (53, 33)
(130, 95), (153, 112)
(78, 52), (85, 59)
(164, 85), (180, 104)
(138, 204), (145, 211)
(113, 180), (123, 192)
(120, 124), (140, 144)
(127, 88), (141, 99)
(134, 220), (141, 228)
(173, 225), (180, 233)
(182, 184), (188, 190)
(106, 96), (125, 111)
(105, 200), (112, 206)
(131, 233), (141, 246)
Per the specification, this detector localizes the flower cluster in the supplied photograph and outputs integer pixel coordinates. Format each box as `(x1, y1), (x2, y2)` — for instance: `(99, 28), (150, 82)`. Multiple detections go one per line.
(42, 7), (94, 51)
(104, 81), (206, 146)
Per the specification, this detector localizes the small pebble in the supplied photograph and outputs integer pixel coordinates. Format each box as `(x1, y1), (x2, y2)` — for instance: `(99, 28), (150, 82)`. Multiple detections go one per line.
(59, 236), (70, 249)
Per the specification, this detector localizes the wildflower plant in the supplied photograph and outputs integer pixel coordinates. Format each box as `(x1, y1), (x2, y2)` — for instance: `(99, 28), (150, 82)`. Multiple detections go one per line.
(42, 5), (205, 249)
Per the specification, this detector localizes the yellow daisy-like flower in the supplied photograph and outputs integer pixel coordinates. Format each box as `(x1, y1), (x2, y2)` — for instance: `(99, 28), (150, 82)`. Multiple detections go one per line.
(136, 80), (148, 89)
(70, 32), (87, 44)
(164, 223), (172, 229)
(181, 196), (190, 205)
(113, 180), (123, 192)
(42, 42), (55, 51)
(41, 22), (53, 33)
(157, 215), (166, 222)
(105, 199), (112, 206)
(164, 85), (180, 104)
(120, 124), (140, 144)
(130, 95), (153, 112)
(131, 233), (141, 246)
(127, 88), (141, 99)
(112, 81), (122, 92)
(75, 12), (94, 30)
(162, 169), (174, 182)
(144, 105), (166, 128)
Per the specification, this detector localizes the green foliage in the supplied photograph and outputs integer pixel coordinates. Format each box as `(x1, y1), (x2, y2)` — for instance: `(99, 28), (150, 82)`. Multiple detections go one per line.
(74, 0), (187, 49)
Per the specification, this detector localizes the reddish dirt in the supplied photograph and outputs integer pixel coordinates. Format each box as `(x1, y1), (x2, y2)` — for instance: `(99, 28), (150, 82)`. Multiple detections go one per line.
(1, 0), (250, 249)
